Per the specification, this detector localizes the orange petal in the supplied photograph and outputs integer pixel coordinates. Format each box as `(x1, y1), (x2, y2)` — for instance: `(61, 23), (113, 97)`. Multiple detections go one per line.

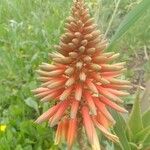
(87, 48), (96, 54)
(60, 86), (73, 101)
(37, 69), (64, 77)
(86, 79), (98, 94)
(89, 63), (101, 71)
(69, 52), (78, 58)
(82, 106), (100, 150)
(36, 70), (50, 77)
(93, 56), (107, 63)
(101, 64), (123, 71)
(90, 73), (110, 84)
(91, 128), (101, 150)
(102, 84), (132, 90)
(81, 106), (94, 144)
(41, 89), (63, 102)
(106, 88), (129, 96)
(84, 92), (97, 115)
(100, 96), (128, 113)
(93, 117), (119, 143)
(55, 121), (63, 145)
(34, 90), (52, 98)
(97, 86), (123, 103)
(65, 67), (74, 76)
(100, 70), (124, 78)
(35, 103), (60, 123)
(67, 118), (77, 150)
(39, 63), (60, 71)
(108, 78), (130, 85)
(65, 77), (75, 87)
(75, 84), (82, 101)
(53, 57), (72, 64)
(32, 87), (49, 94)
(106, 53), (120, 61)
(37, 77), (52, 82)
(62, 118), (69, 140)
(49, 100), (70, 127)
(48, 78), (66, 89)
(96, 112), (112, 129)
(102, 51), (114, 57)
(41, 80), (54, 87)
(94, 98), (115, 125)
(70, 100), (79, 118)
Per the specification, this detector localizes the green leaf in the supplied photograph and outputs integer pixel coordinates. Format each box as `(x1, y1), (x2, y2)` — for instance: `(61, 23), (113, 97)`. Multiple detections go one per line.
(24, 97), (39, 115)
(143, 133), (150, 150)
(128, 94), (143, 136)
(108, 0), (150, 49)
(142, 108), (150, 128)
(135, 126), (150, 142)
(112, 111), (131, 150)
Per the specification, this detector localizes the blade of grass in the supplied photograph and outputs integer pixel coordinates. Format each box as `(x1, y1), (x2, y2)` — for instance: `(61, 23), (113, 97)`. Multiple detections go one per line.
(128, 93), (143, 137)
(104, 0), (121, 37)
(108, 0), (150, 49)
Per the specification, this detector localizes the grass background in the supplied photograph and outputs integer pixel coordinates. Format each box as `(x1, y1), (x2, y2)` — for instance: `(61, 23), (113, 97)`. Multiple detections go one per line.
(0, 0), (149, 149)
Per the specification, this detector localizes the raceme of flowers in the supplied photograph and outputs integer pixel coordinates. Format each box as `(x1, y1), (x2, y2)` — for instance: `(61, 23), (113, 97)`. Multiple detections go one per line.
(33, 0), (131, 149)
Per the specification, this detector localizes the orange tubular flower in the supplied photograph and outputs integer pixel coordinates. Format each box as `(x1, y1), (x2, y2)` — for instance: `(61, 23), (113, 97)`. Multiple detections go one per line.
(33, 0), (131, 149)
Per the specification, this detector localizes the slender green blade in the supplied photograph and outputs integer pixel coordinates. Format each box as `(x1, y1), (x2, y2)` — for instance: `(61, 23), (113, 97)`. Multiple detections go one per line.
(108, 0), (150, 49)
(142, 109), (150, 128)
(112, 111), (131, 150)
(128, 94), (143, 136)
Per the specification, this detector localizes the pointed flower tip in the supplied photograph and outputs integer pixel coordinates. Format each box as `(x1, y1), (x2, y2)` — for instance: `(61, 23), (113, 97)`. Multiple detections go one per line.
(50, 122), (57, 128)
(117, 105), (128, 114)
(31, 89), (36, 93)
(67, 118), (77, 150)
(114, 135), (120, 143)
(124, 109), (129, 114)
(34, 119), (41, 124)
(54, 122), (63, 145)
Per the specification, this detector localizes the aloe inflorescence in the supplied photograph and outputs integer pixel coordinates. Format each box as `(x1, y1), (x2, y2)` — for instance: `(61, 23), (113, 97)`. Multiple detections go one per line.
(33, 0), (131, 149)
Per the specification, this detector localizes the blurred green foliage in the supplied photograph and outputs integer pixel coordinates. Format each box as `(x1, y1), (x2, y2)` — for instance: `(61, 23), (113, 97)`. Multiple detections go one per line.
(112, 94), (150, 150)
(0, 0), (149, 149)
